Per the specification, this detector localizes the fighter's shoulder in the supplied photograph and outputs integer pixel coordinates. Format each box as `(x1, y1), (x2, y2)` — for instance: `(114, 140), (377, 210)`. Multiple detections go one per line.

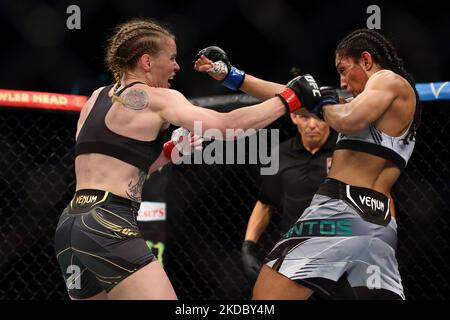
(131, 84), (183, 99)
(122, 84), (184, 111)
(368, 70), (405, 89)
(366, 71), (408, 100)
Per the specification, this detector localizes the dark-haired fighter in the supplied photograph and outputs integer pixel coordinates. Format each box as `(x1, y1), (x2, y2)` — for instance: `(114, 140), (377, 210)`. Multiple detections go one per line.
(194, 28), (420, 299)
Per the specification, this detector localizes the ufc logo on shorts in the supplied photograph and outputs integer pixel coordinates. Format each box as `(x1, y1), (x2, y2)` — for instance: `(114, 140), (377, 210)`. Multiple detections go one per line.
(304, 75), (321, 97)
(66, 265), (81, 290)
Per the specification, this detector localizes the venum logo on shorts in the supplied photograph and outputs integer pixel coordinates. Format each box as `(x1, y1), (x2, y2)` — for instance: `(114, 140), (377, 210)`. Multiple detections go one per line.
(283, 219), (352, 239)
(358, 195), (385, 212)
(75, 195), (98, 206)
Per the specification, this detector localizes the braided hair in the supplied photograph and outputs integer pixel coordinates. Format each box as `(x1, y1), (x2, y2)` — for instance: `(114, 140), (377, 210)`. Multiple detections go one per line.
(105, 18), (174, 95)
(336, 28), (421, 142)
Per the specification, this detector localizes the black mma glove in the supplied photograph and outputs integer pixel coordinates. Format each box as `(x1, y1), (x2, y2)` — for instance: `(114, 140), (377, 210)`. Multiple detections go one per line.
(241, 240), (263, 283)
(314, 86), (340, 119)
(276, 74), (339, 115)
(194, 46), (245, 91)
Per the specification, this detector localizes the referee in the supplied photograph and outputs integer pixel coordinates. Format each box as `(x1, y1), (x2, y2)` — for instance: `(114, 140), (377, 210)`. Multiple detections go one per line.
(241, 110), (337, 283)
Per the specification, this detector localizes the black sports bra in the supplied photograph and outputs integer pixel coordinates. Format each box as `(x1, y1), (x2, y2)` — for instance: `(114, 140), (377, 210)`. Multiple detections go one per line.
(75, 82), (165, 172)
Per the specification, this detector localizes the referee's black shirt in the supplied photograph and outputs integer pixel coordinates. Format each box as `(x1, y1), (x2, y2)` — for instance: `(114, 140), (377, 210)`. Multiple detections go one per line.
(258, 131), (337, 236)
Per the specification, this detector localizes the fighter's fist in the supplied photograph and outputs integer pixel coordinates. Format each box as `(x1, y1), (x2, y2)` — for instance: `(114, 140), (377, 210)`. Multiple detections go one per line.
(163, 127), (203, 163)
(316, 86), (339, 118)
(277, 74), (338, 114)
(193, 53), (227, 81)
(193, 46), (245, 91)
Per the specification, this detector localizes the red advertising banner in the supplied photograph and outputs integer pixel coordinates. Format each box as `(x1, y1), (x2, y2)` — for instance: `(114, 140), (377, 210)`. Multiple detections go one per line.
(0, 89), (87, 112)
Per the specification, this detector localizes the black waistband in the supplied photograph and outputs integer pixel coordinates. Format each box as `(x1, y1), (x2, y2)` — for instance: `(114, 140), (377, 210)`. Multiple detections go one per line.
(70, 189), (139, 213)
(317, 178), (387, 201)
(317, 178), (391, 226)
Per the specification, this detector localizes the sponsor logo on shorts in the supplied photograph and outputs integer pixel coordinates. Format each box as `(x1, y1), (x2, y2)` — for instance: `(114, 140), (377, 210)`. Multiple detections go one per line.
(120, 228), (139, 237)
(358, 195), (385, 212)
(283, 219), (353, 238)
(75, 195), (98, 206)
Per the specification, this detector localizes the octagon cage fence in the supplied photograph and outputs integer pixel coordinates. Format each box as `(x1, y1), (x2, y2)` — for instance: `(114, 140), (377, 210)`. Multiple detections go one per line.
(0, 85), (449, 300)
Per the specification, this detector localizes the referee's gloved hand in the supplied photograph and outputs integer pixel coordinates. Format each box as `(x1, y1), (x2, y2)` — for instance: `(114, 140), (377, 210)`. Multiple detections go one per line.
(241, 240), (263, 283)
(193, 46), (245, 91)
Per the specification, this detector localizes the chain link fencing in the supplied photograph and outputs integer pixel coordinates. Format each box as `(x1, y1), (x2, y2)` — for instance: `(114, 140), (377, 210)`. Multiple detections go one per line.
(0, 95), (449, 299)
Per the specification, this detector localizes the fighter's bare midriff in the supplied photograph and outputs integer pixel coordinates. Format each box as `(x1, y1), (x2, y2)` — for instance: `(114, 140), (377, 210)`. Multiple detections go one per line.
(75, 154), (144, 200)
(328, 149), (401, 195)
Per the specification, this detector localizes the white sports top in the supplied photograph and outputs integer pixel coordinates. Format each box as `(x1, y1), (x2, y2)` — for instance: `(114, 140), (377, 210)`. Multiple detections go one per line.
(335, 123), (415, 170)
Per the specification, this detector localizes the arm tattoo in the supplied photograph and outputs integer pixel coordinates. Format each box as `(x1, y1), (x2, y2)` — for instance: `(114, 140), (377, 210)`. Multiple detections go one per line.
(126, 171), (147, 202)
(122, 89), (148, 110)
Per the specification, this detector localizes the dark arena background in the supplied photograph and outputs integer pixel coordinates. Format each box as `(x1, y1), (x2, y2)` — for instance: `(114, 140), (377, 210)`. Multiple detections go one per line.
(1, 0), (449, 302)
